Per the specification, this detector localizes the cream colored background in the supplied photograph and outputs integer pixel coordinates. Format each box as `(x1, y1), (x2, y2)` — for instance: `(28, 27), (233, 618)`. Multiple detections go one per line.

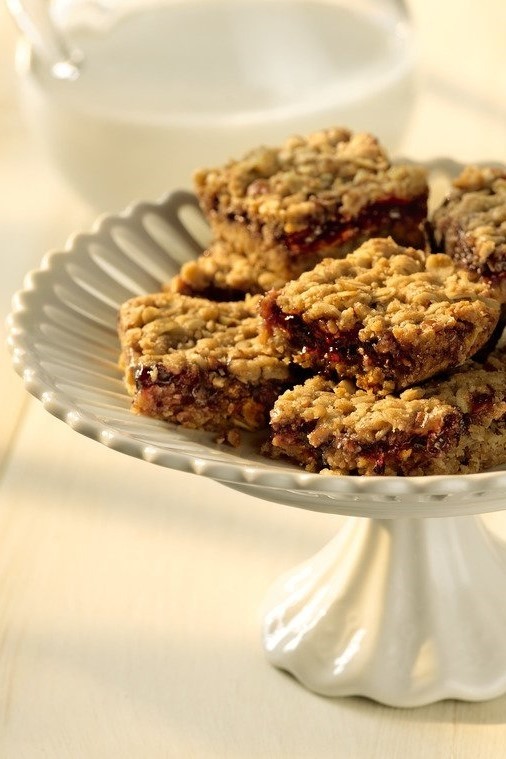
(1, 2), (506, 756)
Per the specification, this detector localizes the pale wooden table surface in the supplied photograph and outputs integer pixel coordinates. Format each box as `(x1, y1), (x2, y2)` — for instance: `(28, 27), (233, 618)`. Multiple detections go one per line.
(1, 2), (506, 756)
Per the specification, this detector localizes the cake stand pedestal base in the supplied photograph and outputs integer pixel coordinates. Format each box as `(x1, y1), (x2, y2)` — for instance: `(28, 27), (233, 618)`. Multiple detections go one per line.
(263, 515), (506, 707)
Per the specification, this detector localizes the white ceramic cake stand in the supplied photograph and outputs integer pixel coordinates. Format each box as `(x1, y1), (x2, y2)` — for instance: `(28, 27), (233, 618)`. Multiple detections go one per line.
(260, 508), (506, 707)
(8, 179), (506, 708)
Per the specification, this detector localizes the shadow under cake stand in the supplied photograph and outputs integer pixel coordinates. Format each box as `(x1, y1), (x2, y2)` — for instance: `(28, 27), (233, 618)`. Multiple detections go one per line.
(8, 186), (506, 709)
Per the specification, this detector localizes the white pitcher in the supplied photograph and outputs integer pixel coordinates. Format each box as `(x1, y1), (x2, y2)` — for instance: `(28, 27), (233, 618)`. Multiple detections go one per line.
(9, 0), (418, 211)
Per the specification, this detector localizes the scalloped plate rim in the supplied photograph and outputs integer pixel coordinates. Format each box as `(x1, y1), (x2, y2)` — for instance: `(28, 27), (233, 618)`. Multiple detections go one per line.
(7, 159), (506, 511)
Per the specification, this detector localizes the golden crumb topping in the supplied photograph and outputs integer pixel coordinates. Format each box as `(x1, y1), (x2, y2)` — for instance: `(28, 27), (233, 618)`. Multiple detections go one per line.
(270, 237), (499, 335)
(195, 127), (428, 233)
(272, 348), (506, 440)
(269, 348), (506, 475)
(433, 165), (506, 271)
(171, 239), (310, 296)
(118, 291), (288, 387)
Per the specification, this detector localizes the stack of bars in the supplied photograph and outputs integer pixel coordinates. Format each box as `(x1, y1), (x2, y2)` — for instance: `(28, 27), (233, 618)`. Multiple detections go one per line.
(118, 128), (506, 475)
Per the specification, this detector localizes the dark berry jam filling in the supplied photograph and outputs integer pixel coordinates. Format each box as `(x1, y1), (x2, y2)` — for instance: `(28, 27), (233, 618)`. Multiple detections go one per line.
(451, 225), (506, 280)
(177, 282), (249, 302)
(216, 195), (427, 256)
(278, 196), (427, 255)
(468, 389), (495, 418)
(135, 362), (173, 388)
(345, 411), (465, 475)
(262, 300), (362, 367)
(270, 419), (323, 471)
(134, 362), (290, 432)
(262, 299), (416, 382)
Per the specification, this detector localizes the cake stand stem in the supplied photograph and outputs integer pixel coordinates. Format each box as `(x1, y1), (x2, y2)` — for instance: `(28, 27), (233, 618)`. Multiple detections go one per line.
(263, 514), (506, 707)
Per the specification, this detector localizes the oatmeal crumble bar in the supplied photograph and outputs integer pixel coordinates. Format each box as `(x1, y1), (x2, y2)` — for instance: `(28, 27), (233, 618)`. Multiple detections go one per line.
(194, 127), (429, 266)
(267, 348), (506, 476)
(432, 166), (506, 302)
(118, 292), (291, 434)
(261, 237), (501, 393)
(171, 238), (315, 299)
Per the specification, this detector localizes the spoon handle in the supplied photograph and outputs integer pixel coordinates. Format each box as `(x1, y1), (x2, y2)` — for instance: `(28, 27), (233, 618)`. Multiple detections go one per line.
(5, 0), (83, 79)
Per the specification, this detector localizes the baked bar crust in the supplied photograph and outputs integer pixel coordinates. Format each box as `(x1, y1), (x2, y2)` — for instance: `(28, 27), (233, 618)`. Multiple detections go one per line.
(261, 237), (501, 393)
(432, 166), (506, 302)
(194, 128), (429, 264)
(170, 239), (315, 299)
(267, 348), (506, 476)
(118, 292), (291, 434)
